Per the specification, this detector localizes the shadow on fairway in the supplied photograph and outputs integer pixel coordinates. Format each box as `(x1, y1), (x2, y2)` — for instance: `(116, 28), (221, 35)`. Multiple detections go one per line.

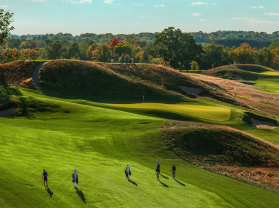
(159, 181), (169, 188)
(46, 187), (53, 197)
(174, 179), (185, 186)
(128, 179), (138, 186)
(160, 174), (169, 179)
(75, 187), (86, 203)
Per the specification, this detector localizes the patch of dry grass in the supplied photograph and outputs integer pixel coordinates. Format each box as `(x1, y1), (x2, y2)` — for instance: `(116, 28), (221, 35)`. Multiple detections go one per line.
(189, 73), (279, 119)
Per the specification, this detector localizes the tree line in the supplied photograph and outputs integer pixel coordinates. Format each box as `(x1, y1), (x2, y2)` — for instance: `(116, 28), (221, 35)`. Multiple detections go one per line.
(2, 30), (279, 70)
(6, 30), (279, 49)
(2, 10), (279, 70)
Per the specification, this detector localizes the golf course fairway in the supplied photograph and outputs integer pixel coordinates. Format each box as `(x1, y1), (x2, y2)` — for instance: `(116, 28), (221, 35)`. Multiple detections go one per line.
(1, 93), (279, 208)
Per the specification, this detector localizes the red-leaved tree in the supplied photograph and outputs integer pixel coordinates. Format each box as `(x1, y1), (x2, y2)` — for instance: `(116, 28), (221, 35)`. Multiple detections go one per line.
(109, 38), (124, 56)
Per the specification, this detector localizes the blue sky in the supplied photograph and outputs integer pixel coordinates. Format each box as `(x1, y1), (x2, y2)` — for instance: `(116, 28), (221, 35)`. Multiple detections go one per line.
(1, 0), (279, 35)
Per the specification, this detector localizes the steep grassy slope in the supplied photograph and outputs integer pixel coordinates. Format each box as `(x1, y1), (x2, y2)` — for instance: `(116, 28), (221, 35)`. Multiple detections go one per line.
(1, 92), (279, 207)
(37, 60), (248, 107)
(162, 121), (279, 167)
(38, 60), (185, 102)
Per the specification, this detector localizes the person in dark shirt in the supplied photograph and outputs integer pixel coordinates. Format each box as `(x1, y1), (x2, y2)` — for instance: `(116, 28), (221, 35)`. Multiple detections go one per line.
(42, 169), (48, 187)
(156, 165), (160, 181)
(172, 164), (176, 179)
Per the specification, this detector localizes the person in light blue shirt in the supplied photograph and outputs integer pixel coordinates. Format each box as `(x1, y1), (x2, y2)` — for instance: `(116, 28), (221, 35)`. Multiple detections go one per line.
(157, 159), (161, 168)
(125, 165), (131, 180)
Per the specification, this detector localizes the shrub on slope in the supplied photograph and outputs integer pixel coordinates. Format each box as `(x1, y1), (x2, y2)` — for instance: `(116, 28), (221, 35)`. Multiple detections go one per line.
(0, 86), (22, 111)
(0, 60), (42, 86)
(38, 60), (181, 100)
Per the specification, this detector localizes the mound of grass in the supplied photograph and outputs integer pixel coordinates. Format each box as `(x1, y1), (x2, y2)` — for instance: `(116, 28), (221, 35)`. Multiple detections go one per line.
(39, 60), (183, 102)
(205, 65), (260, 81)
(0, 86), (22, 111)
(101, 63), (248, 107)
(205, 64), (275, 78)
(162, 120), (279, 167)
(0, 60), (44, 86)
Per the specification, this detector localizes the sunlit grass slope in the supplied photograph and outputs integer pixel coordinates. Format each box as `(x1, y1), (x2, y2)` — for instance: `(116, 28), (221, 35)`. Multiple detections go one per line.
(111, 103), (231, 122)
(1, 92), (279, 207)
(204, 64), (279, 93)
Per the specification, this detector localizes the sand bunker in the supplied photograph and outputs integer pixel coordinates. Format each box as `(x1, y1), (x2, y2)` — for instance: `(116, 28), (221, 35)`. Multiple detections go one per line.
(251, 118), (278, 129)
(0, 108), (17, 117)
(180, 86), (204, 96)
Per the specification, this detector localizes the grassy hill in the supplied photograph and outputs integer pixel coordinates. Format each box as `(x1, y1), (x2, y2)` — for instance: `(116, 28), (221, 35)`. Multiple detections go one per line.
(1, 60), (279, 207)
(204, 64), (279, 93)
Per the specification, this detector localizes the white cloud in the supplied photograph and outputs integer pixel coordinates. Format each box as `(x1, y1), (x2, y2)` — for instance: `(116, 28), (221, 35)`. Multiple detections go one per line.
(264, 12), (279, 16)
(104, 0), (114, 4)
(252, 6), (264, 9)
(192, 12), (201, 16)
(192, 2), (208, 5)
(200, 19), (206, 22)
(232, 17), (276, 24)
(212, 3), (216, 6)
(69, 0), (92, 3)
(154, 4), (165, 7)
(135, 3), (142, 6)
(31, 0), (46, 1)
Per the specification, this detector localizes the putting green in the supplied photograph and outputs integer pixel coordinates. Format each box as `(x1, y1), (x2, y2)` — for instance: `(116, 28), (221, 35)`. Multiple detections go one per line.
(111, 103), (232, 121)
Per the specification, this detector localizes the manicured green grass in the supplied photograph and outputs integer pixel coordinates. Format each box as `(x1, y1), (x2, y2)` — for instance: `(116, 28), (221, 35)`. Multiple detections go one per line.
(110, 103), (232, 122)
(1, 92), (279, 207)
(255, 71), (279, 93)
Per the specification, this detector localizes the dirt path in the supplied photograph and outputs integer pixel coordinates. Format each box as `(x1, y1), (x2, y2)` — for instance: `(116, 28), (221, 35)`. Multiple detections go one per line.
(33, 62), (46, 88)
(0, 108), (17, 117)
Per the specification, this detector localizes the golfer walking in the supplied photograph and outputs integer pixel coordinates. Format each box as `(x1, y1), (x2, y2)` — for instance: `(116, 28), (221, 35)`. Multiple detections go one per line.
(72, 169), (78, 188)
(42, 169), (48, 188)
(156, 165), (160, 181)
(172, 164), (176, 179)
(125, 165), (131, 180)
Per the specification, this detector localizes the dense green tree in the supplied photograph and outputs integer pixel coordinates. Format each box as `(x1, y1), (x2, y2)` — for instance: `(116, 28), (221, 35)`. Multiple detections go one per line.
(114, 43), (132, 57)
(0, 9), (14, 45)
(97, 43), (110, 62)
(7, 38), (21, 49)
(200, 44), (230, 69)
(46, 40), (67, 59)
(254, 48), (273, 67)
(67, 42), (80, 59)
(147, 27), (203, 70)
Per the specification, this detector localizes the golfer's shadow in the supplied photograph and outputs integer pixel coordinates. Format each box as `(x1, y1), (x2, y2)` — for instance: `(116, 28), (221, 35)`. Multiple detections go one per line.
(46, 187), (53, 197)
(160, 174), (169, 179)
(174, 179), (185, 186)
(128, 179), (138, 186)
(159, 181), (169, 188)
(75, 187), (86, 203)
